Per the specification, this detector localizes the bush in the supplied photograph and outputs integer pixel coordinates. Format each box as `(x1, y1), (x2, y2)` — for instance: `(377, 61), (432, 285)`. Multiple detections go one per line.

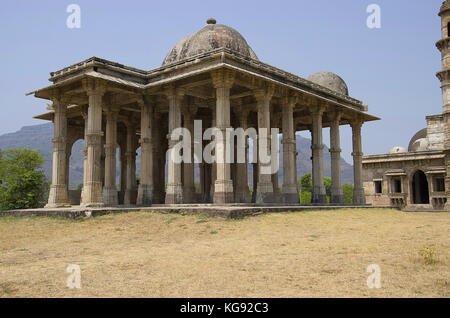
(0, 148), (49, 210)
(299, 174), (354, 204)
(418, 246), (437, 265)
(300, 190), (311, 204)
(343, 184), (354, 204)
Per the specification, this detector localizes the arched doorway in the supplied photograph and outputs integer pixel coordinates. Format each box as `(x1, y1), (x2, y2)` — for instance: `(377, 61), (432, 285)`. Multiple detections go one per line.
(412, 170), (430, 204)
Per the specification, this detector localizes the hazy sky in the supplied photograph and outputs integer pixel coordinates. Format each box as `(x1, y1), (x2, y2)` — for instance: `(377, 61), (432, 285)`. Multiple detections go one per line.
(0, 0), (445, 162)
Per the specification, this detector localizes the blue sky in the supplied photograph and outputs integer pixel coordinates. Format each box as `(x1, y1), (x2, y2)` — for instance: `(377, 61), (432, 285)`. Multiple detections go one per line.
(0, 0), (445, 162)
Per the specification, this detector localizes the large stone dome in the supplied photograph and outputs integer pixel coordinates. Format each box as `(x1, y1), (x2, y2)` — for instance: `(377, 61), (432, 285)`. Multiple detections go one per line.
(408, 128), (428, 152)
(162, 18), (258, 66)
(307, 71), (349, 96)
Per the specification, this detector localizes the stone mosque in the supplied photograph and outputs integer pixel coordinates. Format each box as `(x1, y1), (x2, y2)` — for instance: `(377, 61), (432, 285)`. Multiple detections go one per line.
(29, 17), (378, 209)
(362, 1), (450, 211)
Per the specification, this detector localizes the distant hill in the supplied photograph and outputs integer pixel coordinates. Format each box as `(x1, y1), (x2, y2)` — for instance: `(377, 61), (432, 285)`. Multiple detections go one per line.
(0, 123), (353, 188)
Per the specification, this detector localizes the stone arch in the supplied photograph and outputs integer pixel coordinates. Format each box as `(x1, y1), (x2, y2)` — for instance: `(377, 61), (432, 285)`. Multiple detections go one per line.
(66, 125), (85, 205)
(411, 169), (430, 204)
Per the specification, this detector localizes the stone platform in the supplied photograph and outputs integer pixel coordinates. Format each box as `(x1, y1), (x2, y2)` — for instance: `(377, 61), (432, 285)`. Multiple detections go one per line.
(0, 204), (385, 219)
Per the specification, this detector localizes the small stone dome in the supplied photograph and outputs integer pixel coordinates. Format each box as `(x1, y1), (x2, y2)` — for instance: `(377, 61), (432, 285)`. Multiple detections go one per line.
(162, 19), (258, 66)
(307, 71), (349, 96)
(408, 128), (428, 152)
(389, 146), (407, 154)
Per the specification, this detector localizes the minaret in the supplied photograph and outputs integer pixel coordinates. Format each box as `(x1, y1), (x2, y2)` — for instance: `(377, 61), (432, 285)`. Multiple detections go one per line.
(436, 0), (450, 209)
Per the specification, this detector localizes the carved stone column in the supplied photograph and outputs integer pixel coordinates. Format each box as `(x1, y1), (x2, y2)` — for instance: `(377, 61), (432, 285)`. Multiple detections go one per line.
(209, 106), (217, 201)
(124, 119), (137, 205)
(211, 69), (235, 204)
(351, 119), (366, 204)
(165, 86), (184, 204)
(281, 97), (299, 204)
(182, 106), (195, 203)
(152, 112), (165, 204)
(235, 106), (251, 203)
(46, 97), (70, 207)
(254, 87), (274, 204)
(311, 105), (326, 204)
(329, 111), (344, 204)
(102, 105), (119, 206)
(137, 97), (154, 206)
(81, 80), (105, 206)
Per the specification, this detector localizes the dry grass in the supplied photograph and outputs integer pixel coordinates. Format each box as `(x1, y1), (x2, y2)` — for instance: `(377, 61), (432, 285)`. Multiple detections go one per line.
(0, 208), (448, 298)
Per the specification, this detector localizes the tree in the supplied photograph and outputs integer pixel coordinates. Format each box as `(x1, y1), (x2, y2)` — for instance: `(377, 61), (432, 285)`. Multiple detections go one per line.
(298, 174), (342, 204)
(324, 177), (332, 198)
(299, 173), (312, 192)
(0, 148), (49, 210)
(343, 184), (354, 204)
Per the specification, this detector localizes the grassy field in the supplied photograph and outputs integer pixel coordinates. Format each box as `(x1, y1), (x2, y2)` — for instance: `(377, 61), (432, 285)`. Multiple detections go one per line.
(0, 208), (448, 298)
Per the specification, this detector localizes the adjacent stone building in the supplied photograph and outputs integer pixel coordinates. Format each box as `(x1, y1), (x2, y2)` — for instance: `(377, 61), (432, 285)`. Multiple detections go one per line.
(362, 1), (450, 211)
(29, 18), (377, 208)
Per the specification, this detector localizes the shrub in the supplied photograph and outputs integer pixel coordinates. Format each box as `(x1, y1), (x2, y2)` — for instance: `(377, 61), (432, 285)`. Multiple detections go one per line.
(0, 148), (49, 210)
(418, 246), (437, 265)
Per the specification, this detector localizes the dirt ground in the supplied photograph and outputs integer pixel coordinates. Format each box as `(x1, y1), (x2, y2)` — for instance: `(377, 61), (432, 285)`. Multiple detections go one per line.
(0, 208), (448, 298)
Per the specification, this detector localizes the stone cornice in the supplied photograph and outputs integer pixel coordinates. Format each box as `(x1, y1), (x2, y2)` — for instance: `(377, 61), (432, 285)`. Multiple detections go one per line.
(362, 150), (445, 164)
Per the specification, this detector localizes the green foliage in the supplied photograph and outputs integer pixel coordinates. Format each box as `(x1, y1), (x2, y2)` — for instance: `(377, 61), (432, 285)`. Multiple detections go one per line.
(299, 173), (312, 192)
(343, 184), (354, 204)
(299, 174), (354, 204)
(300, 190), (311, 204)
(324, 177), (332, 198)
(76, 183), (83, 191)
(0, 148), (49, 210)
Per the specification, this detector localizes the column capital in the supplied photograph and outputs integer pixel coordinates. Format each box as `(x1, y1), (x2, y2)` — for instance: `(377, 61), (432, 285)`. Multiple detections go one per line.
(350, 117), (364, 130)
(211, 68), (235, 89)
(82, 78), (107, 97)
(310, 104), (325, 116)
(164, 85), (185, 99)
(253, 84), (275, 102)
(330, 110), (343, 123)
(281, 95), (297, 110)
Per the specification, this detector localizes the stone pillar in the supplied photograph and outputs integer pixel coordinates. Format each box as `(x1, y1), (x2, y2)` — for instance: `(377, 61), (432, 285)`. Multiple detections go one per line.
(254, 87), (275, 203)
(165, 86), (184, 204)
(281, 97), (299, 204)
(182, 108), (195, 203)
(102, 106), (119, 206)
(211, 69), (235, 204)
(235, 108), (251, 203)
(311, 105), (327, 204)
(209, 107), (217, 200)
(124, 119), (137, 205)
(329, 111), (344, 204)
(81, 81), (105, 206)
(46, 97), (70, 207)
(351, 119), (366, 204)
(119, 136), (127, 204)
(80, 107), (88, 203)
(137, 97), (154, 206)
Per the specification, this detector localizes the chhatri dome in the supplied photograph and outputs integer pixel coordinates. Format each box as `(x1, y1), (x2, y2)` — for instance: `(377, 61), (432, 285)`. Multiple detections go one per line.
(162, 18), (258, 66)
(307, 71), (349, 96)
(389, 146), (407, 154)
